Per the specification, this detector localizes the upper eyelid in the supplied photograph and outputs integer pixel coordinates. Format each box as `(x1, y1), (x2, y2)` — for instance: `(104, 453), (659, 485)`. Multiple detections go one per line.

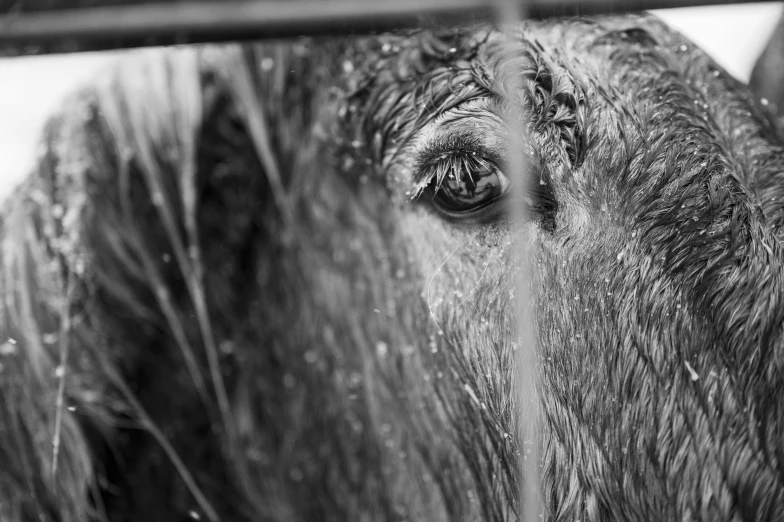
(412, 131), (505, 186)
(407, 99), (505, 162)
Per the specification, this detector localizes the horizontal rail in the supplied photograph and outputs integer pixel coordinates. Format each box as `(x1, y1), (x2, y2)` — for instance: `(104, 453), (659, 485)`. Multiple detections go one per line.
(0, 0), (779, 56)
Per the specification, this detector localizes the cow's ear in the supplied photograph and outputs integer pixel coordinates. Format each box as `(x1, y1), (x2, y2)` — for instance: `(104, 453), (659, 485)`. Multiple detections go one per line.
(0, 47), (237, 521)
(750, 12), (784, 132)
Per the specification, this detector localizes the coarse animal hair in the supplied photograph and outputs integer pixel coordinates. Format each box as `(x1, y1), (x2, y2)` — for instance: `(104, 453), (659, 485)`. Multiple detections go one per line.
(3, 13), (784, 522)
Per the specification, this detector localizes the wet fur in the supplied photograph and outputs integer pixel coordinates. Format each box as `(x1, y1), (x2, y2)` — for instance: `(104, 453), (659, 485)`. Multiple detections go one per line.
(2, 13), (784, 521)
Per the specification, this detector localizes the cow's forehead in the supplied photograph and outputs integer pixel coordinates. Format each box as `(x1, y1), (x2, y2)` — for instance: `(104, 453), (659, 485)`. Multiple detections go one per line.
(339, 16), (780, 211)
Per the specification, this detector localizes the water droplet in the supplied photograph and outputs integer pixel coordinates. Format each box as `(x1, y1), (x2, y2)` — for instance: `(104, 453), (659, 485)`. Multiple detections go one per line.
(463, 383), (480, 405)
(0, 342), (16, 356)
(679, 44), (688, 52)
(342, 60), (355, 74)
(341, 156), (356, 172)
(348, 372), (362, 388)
(43, 333), (58, 345)
(219, 340), (235, 354)
(54, 366), (65, 378)
(67, 405), (76, 412)
(376, 341), (389, 358)
(304, 350), (318, 364)
(188, 510), (201, 520)
(260, 57), (274, 71)
(616, 251), (624, 261)
(762, 98), (770, 107)
(684, 361), (699, 381)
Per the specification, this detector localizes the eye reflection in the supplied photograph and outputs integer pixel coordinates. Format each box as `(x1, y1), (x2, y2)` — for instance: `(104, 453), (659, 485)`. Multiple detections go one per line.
(416, 153), (510, 215)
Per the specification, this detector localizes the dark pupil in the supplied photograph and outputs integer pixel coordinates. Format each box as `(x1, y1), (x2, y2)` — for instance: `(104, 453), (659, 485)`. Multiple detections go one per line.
(434, 161), (500, 212)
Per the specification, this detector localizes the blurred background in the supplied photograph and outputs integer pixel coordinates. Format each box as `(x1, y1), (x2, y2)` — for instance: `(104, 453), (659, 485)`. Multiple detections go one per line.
(0, 2), (782, 198)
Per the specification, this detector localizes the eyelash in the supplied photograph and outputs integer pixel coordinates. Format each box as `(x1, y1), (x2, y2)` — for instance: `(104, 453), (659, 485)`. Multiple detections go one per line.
(412, 151), (499, 200)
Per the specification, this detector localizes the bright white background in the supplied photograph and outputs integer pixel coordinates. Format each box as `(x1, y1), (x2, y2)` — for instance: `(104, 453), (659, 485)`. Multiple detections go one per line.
(0, 2), (782, 197)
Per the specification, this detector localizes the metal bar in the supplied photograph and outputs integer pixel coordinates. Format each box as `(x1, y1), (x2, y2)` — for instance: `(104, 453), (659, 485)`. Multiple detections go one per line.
(490, 0), (542, 517)
(0, 0), (779, 56)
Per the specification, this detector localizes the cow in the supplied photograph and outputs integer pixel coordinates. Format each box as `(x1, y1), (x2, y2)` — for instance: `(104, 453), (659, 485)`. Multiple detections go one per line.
(2, 12), (784, 522)
(751, 11), (784, 136)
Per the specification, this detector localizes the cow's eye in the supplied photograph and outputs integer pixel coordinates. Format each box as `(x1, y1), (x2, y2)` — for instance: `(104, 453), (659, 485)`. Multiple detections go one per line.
(415, 154), (510, 218)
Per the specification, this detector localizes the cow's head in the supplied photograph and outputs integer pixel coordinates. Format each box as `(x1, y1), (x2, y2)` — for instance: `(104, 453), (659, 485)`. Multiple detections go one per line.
(3, 13), (784, 522)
